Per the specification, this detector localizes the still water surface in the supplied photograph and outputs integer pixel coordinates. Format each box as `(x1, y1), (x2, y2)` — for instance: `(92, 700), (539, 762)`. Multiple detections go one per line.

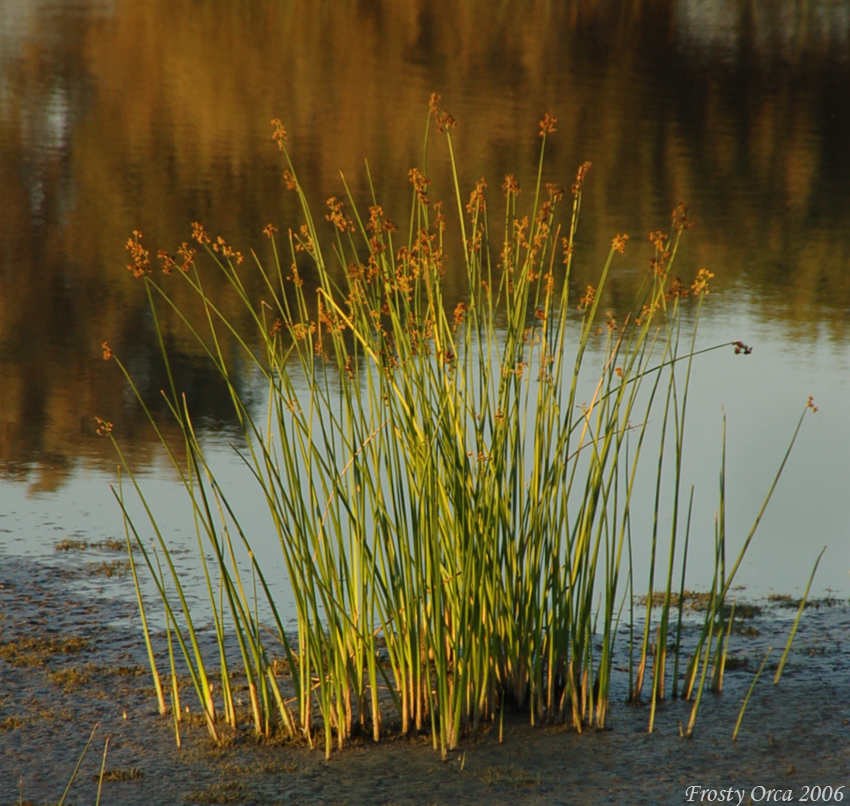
(1, 1), (849, 604)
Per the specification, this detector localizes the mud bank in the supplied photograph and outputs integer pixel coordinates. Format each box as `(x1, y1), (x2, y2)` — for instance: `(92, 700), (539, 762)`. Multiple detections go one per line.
(1, 555), (848, 806)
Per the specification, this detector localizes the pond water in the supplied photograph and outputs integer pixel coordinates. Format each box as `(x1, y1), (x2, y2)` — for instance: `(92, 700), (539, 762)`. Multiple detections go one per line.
(1, 0), (849, 608)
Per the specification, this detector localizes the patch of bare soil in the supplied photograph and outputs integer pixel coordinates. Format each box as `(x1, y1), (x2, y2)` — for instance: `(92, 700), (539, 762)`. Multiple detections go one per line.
(1, 555), (848, 806)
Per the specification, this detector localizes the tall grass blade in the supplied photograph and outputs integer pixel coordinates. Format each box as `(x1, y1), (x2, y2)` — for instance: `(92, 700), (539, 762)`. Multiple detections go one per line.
(732, 647), (772, 741)
(773, 546), (826, 685)
(57, 723), (98, 806)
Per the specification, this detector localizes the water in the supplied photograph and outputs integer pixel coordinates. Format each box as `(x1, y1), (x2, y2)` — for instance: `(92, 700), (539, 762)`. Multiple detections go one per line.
(2, 0), (849, 607)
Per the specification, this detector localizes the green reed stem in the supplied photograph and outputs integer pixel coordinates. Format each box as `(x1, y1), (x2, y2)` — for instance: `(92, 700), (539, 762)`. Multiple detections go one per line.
(671, 486), (694, 700)
(774, 546), (826, 685)
(95, 736), (108, 806)
(57, 723), (98, 806)
(117, 469), (165, 716)
(732, 647), (772, 742)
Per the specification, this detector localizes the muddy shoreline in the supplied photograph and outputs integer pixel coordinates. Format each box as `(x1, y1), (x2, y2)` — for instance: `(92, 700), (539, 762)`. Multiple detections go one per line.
(1, 554), (848, 805)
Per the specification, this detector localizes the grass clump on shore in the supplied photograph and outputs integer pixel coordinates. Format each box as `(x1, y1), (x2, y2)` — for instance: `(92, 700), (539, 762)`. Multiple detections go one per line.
(99, 96), (815, 758)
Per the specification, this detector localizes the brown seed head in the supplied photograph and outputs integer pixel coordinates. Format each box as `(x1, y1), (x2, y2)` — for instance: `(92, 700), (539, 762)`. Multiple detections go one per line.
(572, 162), (592, 196)
(546, 183), (565, 203)
(326, 197), (355, 233)
(409, 168), (431, 205)
(612, 233), (629, 253)
(649, 231), (668, 251)
(502, 174), (521, 197)
(691, 268), (714, 295)
(672, 203), (694, 233)
(282, 169), (298, 191)
(466, 178), (488, 215)
(125, 230), (151, 277)
(429, 93), (457, 132)
(453, 302), (470, 326)
(579, 285), (596, 310)
(191, 222), (210, 245)
(157, 250), (176, 274)
(271, 119), (287, 149)
(539, 113), (557, 137)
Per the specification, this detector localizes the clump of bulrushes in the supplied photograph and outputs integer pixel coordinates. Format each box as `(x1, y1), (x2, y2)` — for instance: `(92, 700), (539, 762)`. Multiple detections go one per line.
(100, 95), (815, 759)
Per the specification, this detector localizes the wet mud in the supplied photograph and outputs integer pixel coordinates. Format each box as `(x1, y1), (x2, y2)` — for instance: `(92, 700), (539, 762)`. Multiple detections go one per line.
(1, 555), (848, 805)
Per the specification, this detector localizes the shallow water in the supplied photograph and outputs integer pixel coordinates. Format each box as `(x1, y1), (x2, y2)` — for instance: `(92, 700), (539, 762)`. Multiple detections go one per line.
(1, 1), (849, 605)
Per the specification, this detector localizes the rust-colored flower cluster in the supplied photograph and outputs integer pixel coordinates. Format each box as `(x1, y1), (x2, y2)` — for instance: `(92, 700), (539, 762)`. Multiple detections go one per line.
(290, 321), (316, 341)
(285, 262), (304, 289)
(126, 230), (151, 277)
(326, 197), (356, 233)
(672, 203), (694, 233)
(367, 205), (397, 236)
(578, 285), (596, 310)
(612, 233), (629, 254)
(465, 179), (488, 254)
(691, 268), (713, 295)
(649, 230), (670, 276)
(505, 360), (527, 379)
(294, 223), (315, 254)
(665, 277), (689, 301)
(635, 299), (662, 326)
(429, 93), (457, 133)
(502, 174), (521, 198)
(192, 221), (210, 245)
(433, 200), (445, 235)
(572, 161), (592, 197)
(317, 296), (345, 338)
(539, 113), (557, 137)
(466, 178), (487, 216)
(535, 187), (558, 226)
(127, 226), (199, 279)
(158, 242), (195, 274)
(271, 118), (287, 149)
(409, 168), (431, 206)
(212, 235), (243, 264)
(282, 169), (298, 191)
(453, 302), (470, 327)
(561, 236), (574, 264)
(545, 183), (565, 204)
(361, 205), (398, 268)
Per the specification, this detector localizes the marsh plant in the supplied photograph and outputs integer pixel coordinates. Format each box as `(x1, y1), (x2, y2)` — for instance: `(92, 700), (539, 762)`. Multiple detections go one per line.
(99, 96), (815, 758)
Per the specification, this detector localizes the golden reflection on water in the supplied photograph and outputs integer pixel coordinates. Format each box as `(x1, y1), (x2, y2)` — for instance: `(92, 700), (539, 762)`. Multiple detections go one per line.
(1, 0), (849, 487)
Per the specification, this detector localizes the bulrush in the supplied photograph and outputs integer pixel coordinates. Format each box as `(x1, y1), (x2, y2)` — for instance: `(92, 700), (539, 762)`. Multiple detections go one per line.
(99, 98), (814, 760)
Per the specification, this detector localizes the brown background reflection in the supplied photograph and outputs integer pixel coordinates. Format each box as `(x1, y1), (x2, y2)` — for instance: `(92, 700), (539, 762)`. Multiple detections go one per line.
(1, 0), (848, 490)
